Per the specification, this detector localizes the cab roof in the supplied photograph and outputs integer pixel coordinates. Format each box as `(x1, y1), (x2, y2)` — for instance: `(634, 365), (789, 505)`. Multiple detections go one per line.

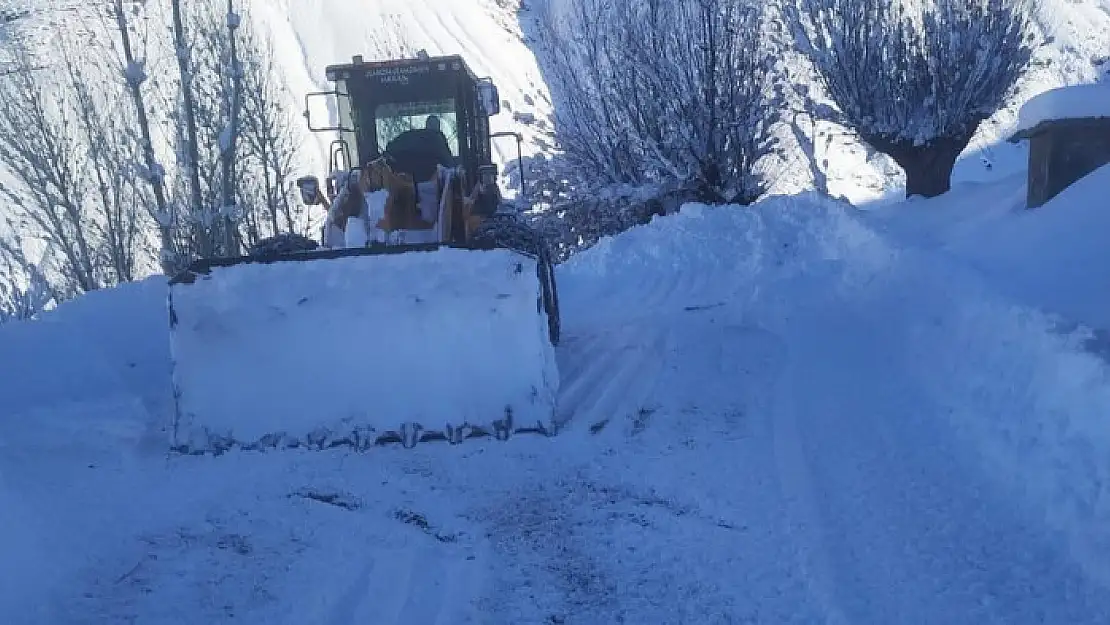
(324, 53), (479, 83)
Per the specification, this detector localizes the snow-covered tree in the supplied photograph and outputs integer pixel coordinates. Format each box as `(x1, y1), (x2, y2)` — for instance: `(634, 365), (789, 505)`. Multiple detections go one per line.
(0, 0), (310, 311)
(113, 0), (178, 275)
(170, 0), (206, 261)
(166, 0), (308, 259)
(0, 35), (160, 298)
(236, 30), (309, 245)
(218, 0), (243, 258)
(537, 0), (784, 204)
(784, 0), (1038, 198)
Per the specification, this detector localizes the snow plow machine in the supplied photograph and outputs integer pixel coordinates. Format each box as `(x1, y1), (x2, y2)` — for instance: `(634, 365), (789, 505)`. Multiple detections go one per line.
(167, 53), (561, 455)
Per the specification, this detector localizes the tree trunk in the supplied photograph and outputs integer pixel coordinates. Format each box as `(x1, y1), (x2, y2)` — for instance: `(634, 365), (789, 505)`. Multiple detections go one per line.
(220, 0), (243, 257)
(114, 0), (176, 275)
(871, 134), (973, 199)
(171, 0), (208, 259)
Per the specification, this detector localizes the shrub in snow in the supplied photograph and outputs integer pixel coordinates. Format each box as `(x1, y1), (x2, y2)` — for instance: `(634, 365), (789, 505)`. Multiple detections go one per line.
(535, 0), (784, 205)
(785, 0), (1038, 198)
(527, 183), (695, 263)
(506, 152), (693, 262)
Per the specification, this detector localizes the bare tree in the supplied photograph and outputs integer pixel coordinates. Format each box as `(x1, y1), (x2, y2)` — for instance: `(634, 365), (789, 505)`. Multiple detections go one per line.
(60, 40), (152, 283)
(537, 0), (783, 204)
(0, 0), (312, 306)
(784, 0), (1038, 198)
(0, 45), (113, 297)
(157, 0), (239, 260)
(236, 26), (311, 246)
(167, 0), (305, 257)
(0, 233), (54, 323)
(0, 3), (187, 305)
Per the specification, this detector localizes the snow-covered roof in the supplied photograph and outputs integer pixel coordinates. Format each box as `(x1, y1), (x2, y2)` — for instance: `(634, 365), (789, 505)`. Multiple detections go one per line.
(1010, 83), (1110, 140)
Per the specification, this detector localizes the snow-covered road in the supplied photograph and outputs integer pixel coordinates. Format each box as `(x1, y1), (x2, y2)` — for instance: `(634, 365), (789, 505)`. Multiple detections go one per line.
(769, 304), (1109, 624)
(6, 188), (1110, 624)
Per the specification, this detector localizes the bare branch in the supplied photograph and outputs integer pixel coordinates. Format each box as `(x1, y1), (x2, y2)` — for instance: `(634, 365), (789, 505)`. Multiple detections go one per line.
(536, 0), (784, 204)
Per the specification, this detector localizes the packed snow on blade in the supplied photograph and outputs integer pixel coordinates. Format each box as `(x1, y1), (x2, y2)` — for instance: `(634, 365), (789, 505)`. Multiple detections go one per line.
(167, 246), (559, 454)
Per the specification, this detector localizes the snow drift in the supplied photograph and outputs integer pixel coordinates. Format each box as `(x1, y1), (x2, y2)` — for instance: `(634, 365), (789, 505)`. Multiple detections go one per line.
(168, 247), (559, 452)
(943, 165), (1110, 330)
(1015, 82), (1110, 133)
(567, 184), (1110, 588)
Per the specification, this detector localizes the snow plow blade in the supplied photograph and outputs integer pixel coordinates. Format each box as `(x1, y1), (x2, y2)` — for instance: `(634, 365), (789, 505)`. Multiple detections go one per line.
(166, 243), (559, 454)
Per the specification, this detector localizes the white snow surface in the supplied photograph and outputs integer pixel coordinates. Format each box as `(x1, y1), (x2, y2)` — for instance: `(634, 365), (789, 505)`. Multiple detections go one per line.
(168, 248), (557, 450)
(1014, 82), (1110, 134)
(864, 165), (1110, 332)
(6, 170), (1110, 622)
(5, 0), (1110, 623)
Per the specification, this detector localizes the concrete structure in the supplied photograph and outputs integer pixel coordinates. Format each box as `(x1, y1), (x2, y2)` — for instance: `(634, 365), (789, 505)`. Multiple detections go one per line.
(1009, 84), (1110, 208)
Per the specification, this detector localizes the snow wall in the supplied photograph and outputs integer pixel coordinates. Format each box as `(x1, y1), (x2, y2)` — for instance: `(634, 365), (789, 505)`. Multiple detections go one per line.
(168, 247), (559, 451)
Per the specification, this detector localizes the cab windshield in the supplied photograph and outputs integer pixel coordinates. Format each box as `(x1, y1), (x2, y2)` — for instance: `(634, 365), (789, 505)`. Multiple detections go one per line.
(375, 99), (460, 156)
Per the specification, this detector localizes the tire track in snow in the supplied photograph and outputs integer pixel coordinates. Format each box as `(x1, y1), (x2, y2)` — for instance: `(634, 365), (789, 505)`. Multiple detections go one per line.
(555, 224), (746, 434)
(764, 295), (1110, 624)
(770, 338), (853, 625)
(555, 322), (668, 432)
(640, 266), (693, 312)
(326, 540), (489, 625)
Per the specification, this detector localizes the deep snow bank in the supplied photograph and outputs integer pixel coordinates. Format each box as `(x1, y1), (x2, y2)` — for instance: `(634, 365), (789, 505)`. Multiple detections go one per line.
(865, 164), (1110, 332)
(0, 277), (173, 623)
(562, 185), (1110, 588)
(559, 190), (893, 322)
(944, 165), (1110, 330)
(0, 278), (172, 451)
(169, 248), (558, 452)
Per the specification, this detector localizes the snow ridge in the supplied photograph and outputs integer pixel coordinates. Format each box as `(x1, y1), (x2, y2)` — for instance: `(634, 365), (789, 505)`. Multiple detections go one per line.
(569, 190), (1110, 590)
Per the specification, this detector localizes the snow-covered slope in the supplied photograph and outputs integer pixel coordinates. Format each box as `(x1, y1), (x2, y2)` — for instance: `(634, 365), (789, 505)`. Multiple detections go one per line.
(5, 164), (1110, 623)
(866, 165), (1110, 331)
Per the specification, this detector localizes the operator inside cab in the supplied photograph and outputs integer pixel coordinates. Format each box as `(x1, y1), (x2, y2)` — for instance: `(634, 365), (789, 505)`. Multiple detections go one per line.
(383, 115), (456, 233)
(384, 115), (454, 180)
